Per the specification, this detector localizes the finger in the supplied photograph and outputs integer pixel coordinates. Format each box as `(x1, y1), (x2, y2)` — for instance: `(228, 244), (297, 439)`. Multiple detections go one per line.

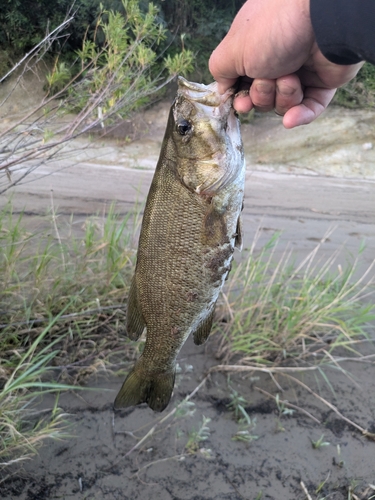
(249, 78), (276, 112)
(282, 87), (337, 129)
(274, 74), (304, 115)
(209, 46), (240, 95)
(233, 90), (253, 113)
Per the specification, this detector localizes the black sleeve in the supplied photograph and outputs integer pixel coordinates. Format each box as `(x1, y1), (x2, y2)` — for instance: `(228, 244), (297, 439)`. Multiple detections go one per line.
(310, 0), (375, 65)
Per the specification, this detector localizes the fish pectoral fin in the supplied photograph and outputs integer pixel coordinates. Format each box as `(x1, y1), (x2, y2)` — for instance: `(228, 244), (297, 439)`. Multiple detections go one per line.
(126, 277), (146, 340)
(114, 362), (176, 413)
(202, 205), (228, 246)
(193, 308), (215, 345)
(235, 214), (243, 250)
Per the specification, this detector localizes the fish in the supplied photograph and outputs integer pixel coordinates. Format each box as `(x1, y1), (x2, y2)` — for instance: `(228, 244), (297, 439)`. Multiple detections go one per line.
(114, 77), (245, 412)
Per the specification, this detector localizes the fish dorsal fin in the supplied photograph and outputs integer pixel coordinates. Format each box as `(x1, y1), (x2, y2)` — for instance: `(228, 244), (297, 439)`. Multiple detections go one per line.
(193, 307), (215, 345)
(126, 277), (146, 340)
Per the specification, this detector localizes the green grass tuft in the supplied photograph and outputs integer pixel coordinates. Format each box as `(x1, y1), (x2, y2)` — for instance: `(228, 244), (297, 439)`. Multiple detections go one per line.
(215, 231), (375, 367)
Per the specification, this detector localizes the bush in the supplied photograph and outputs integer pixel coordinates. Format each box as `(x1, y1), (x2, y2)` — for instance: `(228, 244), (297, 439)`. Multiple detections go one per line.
(334, 63), (375, 108)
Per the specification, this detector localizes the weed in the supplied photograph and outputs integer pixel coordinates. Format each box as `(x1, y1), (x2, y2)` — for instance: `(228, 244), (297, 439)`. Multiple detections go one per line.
(185, 415), (211, 454)
(311, 434), (330, 450)
(174, 400), (196, 420)
(227, 385), (252, 425)
(226, 384), (259, 442)
(316, 472), (331, 494)
(275, 393), (295, 417)
(232, 419), (258, 443)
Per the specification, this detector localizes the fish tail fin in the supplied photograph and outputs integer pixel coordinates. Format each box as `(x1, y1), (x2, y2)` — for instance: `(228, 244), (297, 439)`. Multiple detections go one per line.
(114, 362), (176, 413)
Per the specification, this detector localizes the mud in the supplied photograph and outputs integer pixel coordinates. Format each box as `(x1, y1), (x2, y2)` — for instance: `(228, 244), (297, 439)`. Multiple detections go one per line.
(1, 82), (375, 499)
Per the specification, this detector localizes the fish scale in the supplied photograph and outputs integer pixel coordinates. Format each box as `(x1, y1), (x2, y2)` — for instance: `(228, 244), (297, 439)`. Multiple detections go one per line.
(114, 77), (245, 412)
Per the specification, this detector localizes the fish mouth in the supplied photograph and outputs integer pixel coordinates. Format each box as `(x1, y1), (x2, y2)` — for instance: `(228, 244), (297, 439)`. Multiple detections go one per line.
(177, 76), (234, 107)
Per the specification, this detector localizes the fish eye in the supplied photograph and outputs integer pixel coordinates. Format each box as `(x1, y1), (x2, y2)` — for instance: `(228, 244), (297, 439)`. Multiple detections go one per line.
(177, 119), (192, 136)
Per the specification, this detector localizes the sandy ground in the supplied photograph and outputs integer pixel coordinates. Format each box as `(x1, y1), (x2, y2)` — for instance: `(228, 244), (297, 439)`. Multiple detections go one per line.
(1, 83), (375, 499)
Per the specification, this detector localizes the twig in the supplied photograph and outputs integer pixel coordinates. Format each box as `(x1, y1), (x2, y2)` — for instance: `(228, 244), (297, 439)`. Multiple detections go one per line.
(120, 375), (209, 458)
(132, 454), (185, 479)
(211, 363), (375, 439)
(0, 305), (125, 329)
(210, 364), (321, 374)
(124, 375), (208, 457)
(0, 16), (74, 85)
(50, 190), (65, 269)
(281, 373), (375, 440)
(269, 371), (284, 392)
(255, 387), (321, 424)
(300, 480), (313, 500)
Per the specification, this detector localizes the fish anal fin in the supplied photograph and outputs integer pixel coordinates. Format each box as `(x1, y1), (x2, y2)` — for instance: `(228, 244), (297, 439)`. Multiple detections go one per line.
(235, 214), (243, 250)
(193, 308), (215, 346)
(114, 362), (175, 413)
(126, 277), (146, 340)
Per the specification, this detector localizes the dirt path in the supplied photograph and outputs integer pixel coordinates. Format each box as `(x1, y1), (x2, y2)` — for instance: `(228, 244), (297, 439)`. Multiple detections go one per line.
(1, 100), (375, 500)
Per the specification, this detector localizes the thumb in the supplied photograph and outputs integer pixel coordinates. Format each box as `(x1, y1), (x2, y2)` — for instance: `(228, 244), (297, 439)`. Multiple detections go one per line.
(209, 46), (239, 94)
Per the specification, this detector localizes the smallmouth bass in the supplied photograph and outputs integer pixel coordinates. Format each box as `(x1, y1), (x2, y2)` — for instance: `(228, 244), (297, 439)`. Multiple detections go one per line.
(114, 77), (245, 412)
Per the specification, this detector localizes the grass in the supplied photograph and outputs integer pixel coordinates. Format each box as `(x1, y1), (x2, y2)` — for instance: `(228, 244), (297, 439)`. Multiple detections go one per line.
(215, 229), (375, 368)
(0, 315), (73, 472)
(334, 62), (375, 108)
(0, 200), (141, 472)
(1, 201), (374, 473)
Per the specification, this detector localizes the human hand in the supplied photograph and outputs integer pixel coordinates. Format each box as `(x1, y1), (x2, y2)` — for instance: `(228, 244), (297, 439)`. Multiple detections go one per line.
(209, 0), (363, 128)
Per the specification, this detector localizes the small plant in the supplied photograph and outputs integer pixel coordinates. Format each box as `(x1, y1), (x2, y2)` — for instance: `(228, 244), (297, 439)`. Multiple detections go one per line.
(185, 415), (211, 454)
(274, 394), (294, 433)
(45, 61), (71, 95)
(275, 393), (295, 418)
(315, 472), (331, 494)
(333, 444), (345, 468)
(311, 434), (330, 450)
(227, 385), (252, 425)
(174, 400), (196, 420)
(232, 419), (258, 443)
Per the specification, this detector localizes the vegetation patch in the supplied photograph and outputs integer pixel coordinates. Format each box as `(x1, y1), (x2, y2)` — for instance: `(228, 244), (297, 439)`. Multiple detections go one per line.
(1, 204), (374, 471)
(215, 230), (375, 368)
(334, 63), (375, 108)
(0, 201), (140, 471)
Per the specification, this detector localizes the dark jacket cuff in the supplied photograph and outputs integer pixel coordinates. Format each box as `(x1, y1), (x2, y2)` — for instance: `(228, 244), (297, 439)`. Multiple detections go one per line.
(310, 0), (375, 65)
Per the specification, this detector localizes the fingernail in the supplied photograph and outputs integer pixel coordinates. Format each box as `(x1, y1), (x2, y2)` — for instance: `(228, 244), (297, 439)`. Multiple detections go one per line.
(255, 83), (273, 94)
(277, 85), (296, 97)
